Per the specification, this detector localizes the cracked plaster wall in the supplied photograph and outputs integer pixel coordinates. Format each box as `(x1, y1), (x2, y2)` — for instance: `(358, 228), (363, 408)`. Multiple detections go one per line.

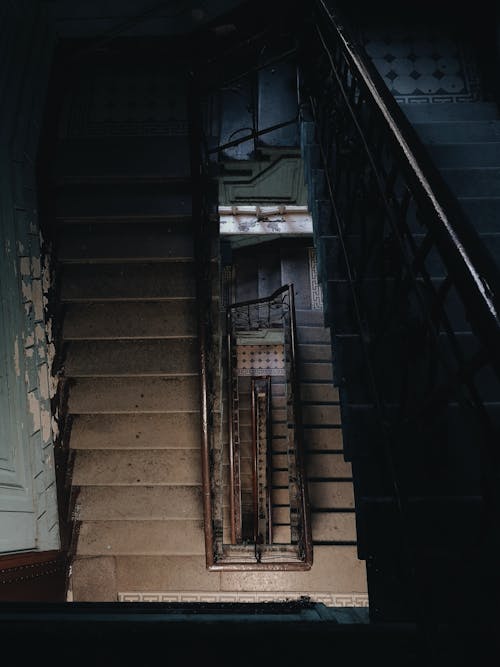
(0, 0), (59, 551)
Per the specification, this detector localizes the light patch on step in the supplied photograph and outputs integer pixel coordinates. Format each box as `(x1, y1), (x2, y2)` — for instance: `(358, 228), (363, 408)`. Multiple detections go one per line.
(118, 591), (369, 607)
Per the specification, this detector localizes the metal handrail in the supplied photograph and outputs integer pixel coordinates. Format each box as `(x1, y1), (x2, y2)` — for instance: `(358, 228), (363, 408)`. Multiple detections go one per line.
(226, 284), (312, 566)
(315, 0), (500, 368)
(188, 72), (216, 568)
(228, 284), (290, 311)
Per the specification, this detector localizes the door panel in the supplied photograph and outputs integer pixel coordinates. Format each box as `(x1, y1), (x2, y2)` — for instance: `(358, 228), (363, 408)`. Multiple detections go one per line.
(0, 211), (36, 552)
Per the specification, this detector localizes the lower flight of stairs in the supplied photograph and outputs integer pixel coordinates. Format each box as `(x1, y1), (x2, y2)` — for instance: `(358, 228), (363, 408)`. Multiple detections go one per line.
(403, 101), (500, 243)
(60, 175), (365, 602)
(300, 92), (500, 621)
(58, 176), (206, 600)
(230, 243), (364, 565)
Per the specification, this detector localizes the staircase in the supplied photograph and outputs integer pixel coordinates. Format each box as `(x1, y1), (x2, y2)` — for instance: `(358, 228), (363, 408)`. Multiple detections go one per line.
(50, 70), (211, 600)
(231, 243), (361, 551)
(50, 55), (366, 601)
(299, 1), (500, 633)
(403, 101), (500, 240)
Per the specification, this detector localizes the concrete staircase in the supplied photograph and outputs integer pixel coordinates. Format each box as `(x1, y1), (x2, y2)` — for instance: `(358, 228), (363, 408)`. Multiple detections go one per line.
(403, 101), (500, 242)
(231, 243), (361, 551)
(54, 68), (365, 603)
(58, 162), (208, 599)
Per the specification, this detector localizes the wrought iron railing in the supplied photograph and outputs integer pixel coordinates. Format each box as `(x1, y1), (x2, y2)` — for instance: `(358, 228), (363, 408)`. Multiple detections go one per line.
(188, 73), (220, 570)
(301, 0), (500, 619)
(223, 285), (312, 568)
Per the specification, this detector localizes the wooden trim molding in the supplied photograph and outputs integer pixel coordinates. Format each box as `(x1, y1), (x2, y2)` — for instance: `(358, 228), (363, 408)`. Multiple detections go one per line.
(0, 550), (67, 601)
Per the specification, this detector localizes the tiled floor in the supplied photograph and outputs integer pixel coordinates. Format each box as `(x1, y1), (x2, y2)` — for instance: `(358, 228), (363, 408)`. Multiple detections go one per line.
(362, 26), (481, 103)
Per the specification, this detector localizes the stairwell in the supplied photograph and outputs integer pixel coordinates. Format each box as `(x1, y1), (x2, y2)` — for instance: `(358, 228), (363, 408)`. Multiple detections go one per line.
(48, 59), (367, 602)
(403, 101), (500, 239)
(57, 130), (208, 599)
(230, 243), (363, 553)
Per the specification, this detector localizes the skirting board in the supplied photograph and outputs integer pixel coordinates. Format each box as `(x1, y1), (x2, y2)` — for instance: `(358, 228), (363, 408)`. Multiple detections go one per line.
(118, 591), (369, 606)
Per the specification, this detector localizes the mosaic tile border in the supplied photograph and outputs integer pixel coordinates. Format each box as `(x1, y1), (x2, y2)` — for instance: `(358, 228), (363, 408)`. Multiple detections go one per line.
(308, 247), (323, 311)
(237, 368), (286, 376)
(118, 591), (369, 607)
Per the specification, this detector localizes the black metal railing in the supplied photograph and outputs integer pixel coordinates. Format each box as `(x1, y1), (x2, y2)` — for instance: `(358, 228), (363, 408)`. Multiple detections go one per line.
(188, 72), (220, 570)
(223, 285), (312, 568)
(301, 0), (500, 620)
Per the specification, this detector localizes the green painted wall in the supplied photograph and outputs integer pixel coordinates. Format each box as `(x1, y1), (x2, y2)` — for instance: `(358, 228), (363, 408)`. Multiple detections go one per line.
(0, 0), (59, 552)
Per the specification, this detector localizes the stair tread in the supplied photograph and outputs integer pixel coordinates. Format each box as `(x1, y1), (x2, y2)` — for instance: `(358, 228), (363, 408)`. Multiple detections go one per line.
(76, 519), (205, 556)
(301, 382), (339, 403)
(308, 481), (355, 509)
(306, 452), (352, 479)
(303, 426), (344, 451)
(73, 449), (202, 486)
(70, 413), (201, 449)
(76, 486), (202, 520)
(459, 197), (500, 232)
(63, 301), (197, 340)
(298, 343), (332, 362)
(61, 262), (196, 301)
(56, 184), (192, 220)
(302, 404), (341, 426)
(414, 120), (500, 143)
(68, 376), (200, 413)
(64, 339), (199, 377)
(115, 555), (221, 593)
(58, 221), (195, 262)
(311, 512), (357, 543)
(402, 101), (499, 122)
(299, 362), (333, 381)
(54, 136), (191, 183)
(219, 545), (366, 592)
(441, 167), (500, 197)
(428, 142), (500, 168)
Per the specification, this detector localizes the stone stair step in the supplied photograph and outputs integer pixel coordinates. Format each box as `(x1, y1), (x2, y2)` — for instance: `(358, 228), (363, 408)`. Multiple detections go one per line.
(298, 343), (332, 362)
(308, 481), (355, 509)
(303, 426), (344, 451)
(58, 222), (194, 262)
(428, 142), (500, 168)
(63, 301), (197, 340)
(413, 120), (500, 144)
(296, 325), (331, 344)
(302, 404), (341, 426)
(272, 525), (291, 543)
(68, 377), (199, 413)
(76, 519), (205, 555)
(54, 137), (190, 183)
(71, 556), (118, 601)
(306, 452), (352, 479)
(73, 449), (201, 486)
(311, 512), (357, 543)
(459, 198), (500, 232)
(64, 339), (198, 377)
(70, 413), (200, 449)
(401, 102), (499, 122)
(300, 382), (339, 403)
(442, 168), (500, 197)
(75, 486), (202, 520)
(219, 545), (366, 592)
(294, 308), (325, 326)
(115, 555), (220, 593)
(299, 362), (333, 382)
(56, 183), (192, 221)
(61, 262), (195, 301)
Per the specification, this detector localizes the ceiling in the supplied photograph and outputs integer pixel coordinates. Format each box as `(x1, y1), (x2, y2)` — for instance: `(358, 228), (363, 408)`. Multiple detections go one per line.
(45, 0), (250, 38)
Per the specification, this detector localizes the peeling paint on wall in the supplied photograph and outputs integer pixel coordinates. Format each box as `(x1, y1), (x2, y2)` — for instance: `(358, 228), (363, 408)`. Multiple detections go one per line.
(0, 0), (60, 554)
(13, 337), (21, 377)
